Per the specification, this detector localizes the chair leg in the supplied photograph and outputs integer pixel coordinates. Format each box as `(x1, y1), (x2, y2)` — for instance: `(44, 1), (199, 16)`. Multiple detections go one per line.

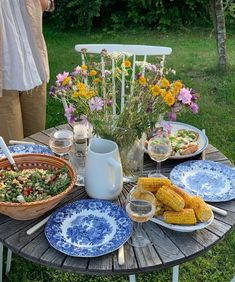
(129, 274), (136, 282)
(172, 265), (179, 282)
(0, 243), (3, 282)
(5, 249), (12, 274)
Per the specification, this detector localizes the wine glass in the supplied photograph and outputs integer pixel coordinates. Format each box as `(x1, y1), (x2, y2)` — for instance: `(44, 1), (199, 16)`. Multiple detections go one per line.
(49, 130), (74, 158)
(148, 133), (172, 178)
(125, 186), (156, 247)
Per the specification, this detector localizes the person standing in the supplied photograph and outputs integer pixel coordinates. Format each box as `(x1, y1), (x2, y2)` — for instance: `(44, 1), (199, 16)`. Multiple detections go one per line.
(0, 0), (55, 144)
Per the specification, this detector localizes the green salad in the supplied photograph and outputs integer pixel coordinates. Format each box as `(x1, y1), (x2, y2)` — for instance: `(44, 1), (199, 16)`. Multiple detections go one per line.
(0, 166), (71, 203)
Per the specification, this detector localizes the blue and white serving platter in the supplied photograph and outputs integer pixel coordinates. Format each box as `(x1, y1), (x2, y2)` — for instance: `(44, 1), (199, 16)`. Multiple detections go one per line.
(0, 144), (53, 159)
(45, 199), (133, 257)
(170, 160), (235, 202)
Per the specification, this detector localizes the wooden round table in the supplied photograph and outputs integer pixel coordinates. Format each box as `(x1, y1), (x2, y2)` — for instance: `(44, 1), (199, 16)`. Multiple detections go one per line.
(0, 124), (234, 276)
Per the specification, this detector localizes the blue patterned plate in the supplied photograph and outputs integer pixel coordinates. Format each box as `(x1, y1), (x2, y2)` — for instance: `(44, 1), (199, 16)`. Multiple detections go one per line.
(45, 199), (133, 257)
(170, 160), (235, 202)
(0, 144), (53, 159)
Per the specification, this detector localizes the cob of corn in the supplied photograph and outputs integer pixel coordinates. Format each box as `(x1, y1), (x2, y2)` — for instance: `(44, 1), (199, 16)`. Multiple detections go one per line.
(156, 186), (185, 211)
(137, 177), (171, 193)
(164, 209), (197, 225)
(169, 185), (192, 208)
(189, 195), (213, 222)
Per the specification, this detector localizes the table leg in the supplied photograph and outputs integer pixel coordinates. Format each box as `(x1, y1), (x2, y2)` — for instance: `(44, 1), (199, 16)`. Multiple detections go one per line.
(172, 265), (179, 282)
(6, 249), (12, 274)
(0, 243), (3, 282)
(129, 274), (136, 282)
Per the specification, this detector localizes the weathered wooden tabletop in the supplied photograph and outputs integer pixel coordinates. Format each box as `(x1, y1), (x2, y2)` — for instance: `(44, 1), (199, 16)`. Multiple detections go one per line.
(0, 124), (234, 275)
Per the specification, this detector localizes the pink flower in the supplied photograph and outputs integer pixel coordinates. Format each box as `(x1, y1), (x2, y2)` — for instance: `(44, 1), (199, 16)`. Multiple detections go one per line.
(89, 97), (104, 111)
(74, 65), (82, 74)
(160, 121), (172, 135)
(178, 88), (192, 105)
(56, 71), (69, 83)
(190, 103), (199, 114)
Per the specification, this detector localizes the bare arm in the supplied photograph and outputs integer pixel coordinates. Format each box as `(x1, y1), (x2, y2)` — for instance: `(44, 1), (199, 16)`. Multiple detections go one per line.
(40, 0), (55, 12)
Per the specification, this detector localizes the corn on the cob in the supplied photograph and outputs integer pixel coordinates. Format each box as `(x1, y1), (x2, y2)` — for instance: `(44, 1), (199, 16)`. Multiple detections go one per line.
(169, 185), (192, 208)
(189, 195), (213, 222)
(137, 177), (171, 192)
(155, 206), (165, 216)
(164, 209), (197, 225)
(156, 186), (185, 211)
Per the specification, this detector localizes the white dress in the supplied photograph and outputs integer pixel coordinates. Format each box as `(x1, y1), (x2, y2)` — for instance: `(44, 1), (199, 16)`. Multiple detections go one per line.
(1, 0), (46, 91)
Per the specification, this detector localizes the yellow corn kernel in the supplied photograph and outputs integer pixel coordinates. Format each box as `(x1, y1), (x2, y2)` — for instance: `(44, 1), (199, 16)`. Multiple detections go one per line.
(189, 195), (213, 222)
(169, 185), (192, 208)
(156, 186), (185, 211)
(137, 177), (171, 193)
(164, 209), (197, 225)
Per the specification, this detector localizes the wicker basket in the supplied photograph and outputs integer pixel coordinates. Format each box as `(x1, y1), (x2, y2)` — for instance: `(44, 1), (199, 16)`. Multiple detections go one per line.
(0, 154), (76, 220)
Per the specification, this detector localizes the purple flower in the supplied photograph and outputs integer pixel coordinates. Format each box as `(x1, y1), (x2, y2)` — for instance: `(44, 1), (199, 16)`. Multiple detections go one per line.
(190, 103), (199, 114)
(64, 104), (77, 125)
(104, 70), (112, 76)
(49, 85), (56, 97)
(74, 65), (82, 74)
(178, 88), (192, 105)
(89, 97), (104, 111)
(136, 73), (142, 79)
(80, 114), (89, 126)
(107, 100), (113, 107)
(56, 71), (69, 83)
(160, 121), (172, 135)
(150, 64), (157, 73)
(146, 103), (152, 113)
(168, 112), (177, 121)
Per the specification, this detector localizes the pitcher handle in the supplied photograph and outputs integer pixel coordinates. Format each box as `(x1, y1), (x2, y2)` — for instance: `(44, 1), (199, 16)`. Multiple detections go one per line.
(107, 157), (122, 192)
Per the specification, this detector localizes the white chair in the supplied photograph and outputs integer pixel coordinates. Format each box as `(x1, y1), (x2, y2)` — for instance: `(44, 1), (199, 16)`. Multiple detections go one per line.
(62, 44), (172, 113)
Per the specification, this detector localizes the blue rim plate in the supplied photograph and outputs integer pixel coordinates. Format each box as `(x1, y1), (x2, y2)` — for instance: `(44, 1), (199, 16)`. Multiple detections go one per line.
(45, 199), (133, 257)
(145, 121), (208, 159)
(0, 144), (53, 159)
(170, 160), (235, 202)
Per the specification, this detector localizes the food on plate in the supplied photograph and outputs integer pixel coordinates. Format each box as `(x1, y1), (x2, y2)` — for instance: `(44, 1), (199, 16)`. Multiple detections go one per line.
(156, 186), (185, 211)
(169, 129), (199, 156)
(137, 177), (171, 193)
(189, 195), (213, 222)
(145, 128), (200, 156)
(163, 209), (197, 225)
(138, 177), (213, 225)
(0, 166), (71, 203)
(169, 185), (192, 208)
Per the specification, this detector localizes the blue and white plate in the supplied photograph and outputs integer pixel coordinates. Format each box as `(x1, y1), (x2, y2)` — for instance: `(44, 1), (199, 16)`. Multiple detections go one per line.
(45, 199), (133, 257)
(0, 144), (53, 159)
(170, 160), (235, 202)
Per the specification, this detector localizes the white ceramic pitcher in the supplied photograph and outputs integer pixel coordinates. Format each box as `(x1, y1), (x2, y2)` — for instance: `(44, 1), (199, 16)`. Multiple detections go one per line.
(85, 137), (123, 200)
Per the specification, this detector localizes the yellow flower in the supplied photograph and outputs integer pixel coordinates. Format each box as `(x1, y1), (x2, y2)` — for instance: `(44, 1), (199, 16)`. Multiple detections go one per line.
(62, 76), (71, 86)
(139, 76), (147, 86)
(160, 89), (167, 97)
(124, 60), (131, 68)
(90, 70), (97, 76)
(72, 91), (80, 98)
(86, 90), (95, 99)
(81, 65), (88, 70)
(151, 84), (161, 96)
(164, 92), (175, 106)
(173, 87), (180, 95)
(94, 78), (102, 84)
(161, 78), (170, 88)
(77, 82), (86, 91)
(174, 80), (183, 90)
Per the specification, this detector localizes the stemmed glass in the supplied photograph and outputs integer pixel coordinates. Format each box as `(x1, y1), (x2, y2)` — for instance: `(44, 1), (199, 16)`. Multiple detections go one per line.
(125, 186), (156, 247)
(148, 133), (172, 178)
(49, 130), (74, 158)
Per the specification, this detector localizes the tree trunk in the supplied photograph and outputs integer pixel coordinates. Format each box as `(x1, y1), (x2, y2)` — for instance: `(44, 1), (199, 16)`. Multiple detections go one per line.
(210, 0), (227, 71)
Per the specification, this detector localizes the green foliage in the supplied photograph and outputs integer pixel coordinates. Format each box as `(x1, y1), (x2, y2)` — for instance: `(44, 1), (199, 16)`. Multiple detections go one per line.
(44, 0), (211, 31)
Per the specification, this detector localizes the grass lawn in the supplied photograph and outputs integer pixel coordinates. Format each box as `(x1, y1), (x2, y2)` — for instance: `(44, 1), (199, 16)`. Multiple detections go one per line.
(5, 26), (235, 281)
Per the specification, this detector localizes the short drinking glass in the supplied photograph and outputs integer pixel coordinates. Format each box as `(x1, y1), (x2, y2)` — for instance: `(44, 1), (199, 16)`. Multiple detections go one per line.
(125, 186), (156, 247)
(49, 130), (74, 158)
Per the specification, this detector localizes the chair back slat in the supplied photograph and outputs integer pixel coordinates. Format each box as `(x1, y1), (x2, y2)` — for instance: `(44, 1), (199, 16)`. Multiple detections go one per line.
(65, 44), (172, 123)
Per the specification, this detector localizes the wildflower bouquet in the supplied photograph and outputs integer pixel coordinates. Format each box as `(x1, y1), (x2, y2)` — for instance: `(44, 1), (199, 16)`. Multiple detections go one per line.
(50, 51), (199, 146)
